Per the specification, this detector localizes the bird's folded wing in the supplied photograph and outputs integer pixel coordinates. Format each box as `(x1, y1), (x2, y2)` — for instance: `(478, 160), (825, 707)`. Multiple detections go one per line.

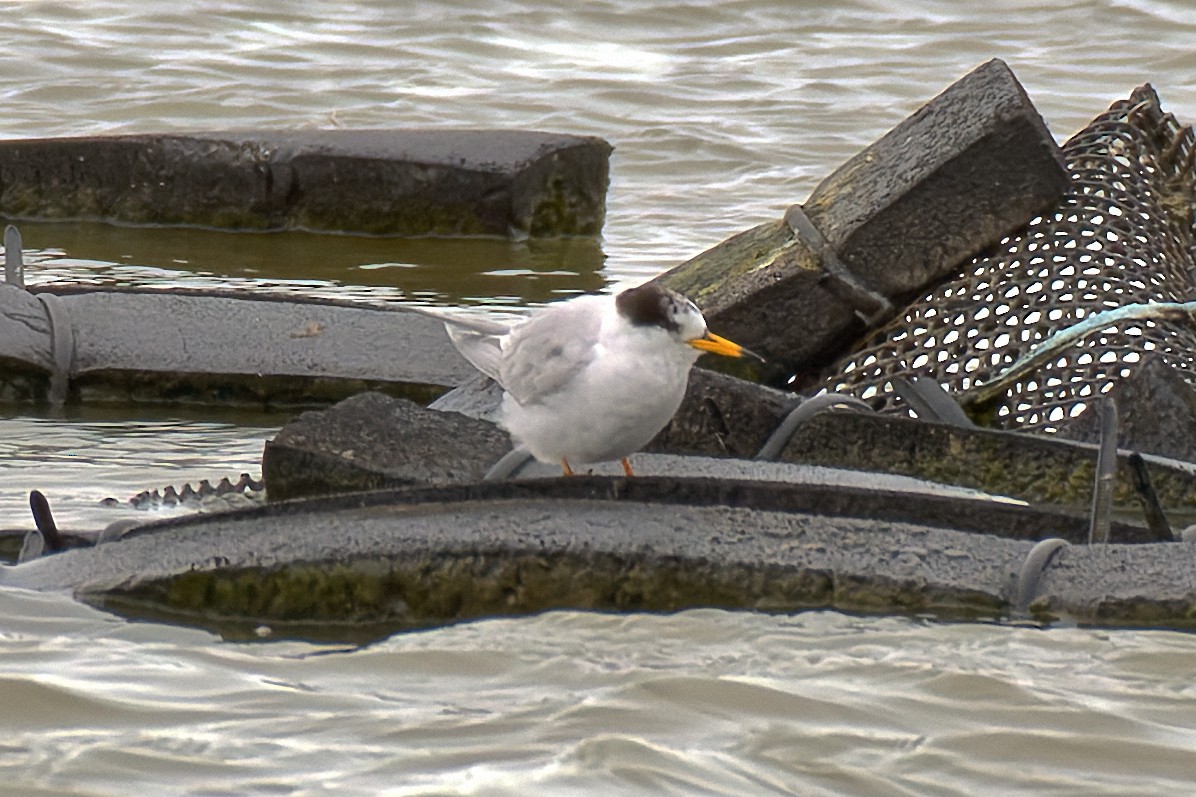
(407, 305), (512, 384)
(501, 299), (601, 405)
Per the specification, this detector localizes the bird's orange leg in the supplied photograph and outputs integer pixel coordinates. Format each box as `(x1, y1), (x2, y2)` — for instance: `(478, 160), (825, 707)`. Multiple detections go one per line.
(620, 457), (635, 477)
(561, 459), (575, 476)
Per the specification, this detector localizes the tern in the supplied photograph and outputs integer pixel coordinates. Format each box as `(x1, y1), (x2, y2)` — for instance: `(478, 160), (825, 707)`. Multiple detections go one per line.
(415, 282), (759, 477)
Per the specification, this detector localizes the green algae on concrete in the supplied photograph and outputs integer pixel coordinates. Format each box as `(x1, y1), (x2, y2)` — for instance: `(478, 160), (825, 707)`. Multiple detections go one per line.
(0, 358), (51, 404)
(92, 547), (1001, 642)
(1025, 542), (1196, 630)
(778, 410), (1196, 524)
(656, 218), (854, 374)
(72, 370), (448, 410)
(276, 384), (1196, 535)
(2, 490), (1029, 641)
(9, 476), (1196, 640)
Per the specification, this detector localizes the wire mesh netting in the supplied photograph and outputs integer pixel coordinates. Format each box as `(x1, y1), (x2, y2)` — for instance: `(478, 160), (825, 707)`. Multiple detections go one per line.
(826, 85), (1196, 432)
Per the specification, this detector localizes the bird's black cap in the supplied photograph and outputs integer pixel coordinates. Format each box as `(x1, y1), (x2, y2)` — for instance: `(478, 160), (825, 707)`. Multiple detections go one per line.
(614, 283), (684, 333)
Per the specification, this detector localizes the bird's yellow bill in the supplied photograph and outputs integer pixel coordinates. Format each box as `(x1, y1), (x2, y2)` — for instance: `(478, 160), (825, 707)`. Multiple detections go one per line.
(688, 331), (763, 361)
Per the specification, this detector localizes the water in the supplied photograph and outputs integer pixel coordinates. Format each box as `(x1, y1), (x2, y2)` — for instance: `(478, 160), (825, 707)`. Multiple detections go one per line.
(0, 406), (281, 532)
(4, 600), (1196, 796)
(3, 1), (1196, 793)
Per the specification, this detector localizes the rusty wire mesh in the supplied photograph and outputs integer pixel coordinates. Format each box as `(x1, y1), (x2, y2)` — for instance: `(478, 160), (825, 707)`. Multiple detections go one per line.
(825, 85), (1196, 432)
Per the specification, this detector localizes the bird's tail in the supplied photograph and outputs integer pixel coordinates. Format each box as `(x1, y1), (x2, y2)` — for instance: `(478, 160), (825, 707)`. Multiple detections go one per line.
(408, 305), (511, 337)
(407, 305), (511, 385)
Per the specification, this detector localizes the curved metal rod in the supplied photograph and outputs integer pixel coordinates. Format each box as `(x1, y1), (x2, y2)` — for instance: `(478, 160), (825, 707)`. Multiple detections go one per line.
(1126, 452), (1174, 542)
(484, 448), (536, 481)
(756, 392), (873, 461)
(890, 377), (974, 428)
(1013, 538), (1070, 615)
(29, 490), (63, 551)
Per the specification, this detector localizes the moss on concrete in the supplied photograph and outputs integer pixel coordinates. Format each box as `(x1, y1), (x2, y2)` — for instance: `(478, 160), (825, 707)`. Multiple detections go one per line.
(90, 548), (1012, 643)
(657, 219), (807, 306)
(781, 411), (1196, 521)
(0, 131), (612, 238)
(0, 357), (51, 404)
(70, 370), (446, 410)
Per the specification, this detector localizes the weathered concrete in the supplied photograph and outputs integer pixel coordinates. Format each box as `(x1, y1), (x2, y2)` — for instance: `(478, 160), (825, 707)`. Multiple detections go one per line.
(278, 373), (796, 496)
(261, 387), (1196, 542)
(649, 368), (796, 457)
(1026, 541), (1196, 628)
(0, 284), (52, 402)
(2, 479), (1192, 641)
(0, 129), (612, 238)
(379, 376), (1196, 526)
(263, 392), (511, 500)
(0, 491), (1022, 640)
(778, 408), (1196, 526)
(0, 287), (476, 406)
(655, 58), (1069, 378)
(0, 528), (93, 563)
(5, 449), (1155, 560)
(0, 458), (1105, 565)
(487, 458), (1162, 544)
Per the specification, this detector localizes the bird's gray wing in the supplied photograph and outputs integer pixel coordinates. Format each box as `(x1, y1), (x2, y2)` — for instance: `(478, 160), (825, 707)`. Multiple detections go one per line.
(408, 305), (513, 384)
(500, 299), (602, 405)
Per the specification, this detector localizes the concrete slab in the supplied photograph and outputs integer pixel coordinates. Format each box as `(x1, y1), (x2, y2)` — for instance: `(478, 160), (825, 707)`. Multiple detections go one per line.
(0, 129), (611, 237)
(0, 283), (53, 401)
(0, 482), (1031, 638)
(0, 287), (477, 406)
(3, 478), (1192, 640)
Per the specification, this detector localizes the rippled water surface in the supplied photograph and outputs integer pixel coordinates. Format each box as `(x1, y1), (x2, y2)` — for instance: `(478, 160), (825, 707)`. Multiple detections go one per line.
(4, 600), (1196, 796)
(3, 1), (1196, 794)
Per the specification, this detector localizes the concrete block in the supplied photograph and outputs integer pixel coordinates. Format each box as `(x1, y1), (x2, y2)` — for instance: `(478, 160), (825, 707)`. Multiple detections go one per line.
(7, 477), (1196, 637)
(262, 392), (511, 501)
(0, 129), (612, 237)
(0, 283), (54, 401)
(657, 59), (1069, 377)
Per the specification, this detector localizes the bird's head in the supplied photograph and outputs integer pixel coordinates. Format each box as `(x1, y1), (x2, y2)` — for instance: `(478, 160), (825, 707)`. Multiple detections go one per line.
(614, 283), (762, 361)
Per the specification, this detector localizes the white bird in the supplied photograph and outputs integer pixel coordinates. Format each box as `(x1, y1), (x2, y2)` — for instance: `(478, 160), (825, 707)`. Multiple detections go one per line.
(415, 282), (758, 476)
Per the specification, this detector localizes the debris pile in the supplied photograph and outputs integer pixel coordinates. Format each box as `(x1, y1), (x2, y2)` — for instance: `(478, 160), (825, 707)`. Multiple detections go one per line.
(5, 60), (1196, 637)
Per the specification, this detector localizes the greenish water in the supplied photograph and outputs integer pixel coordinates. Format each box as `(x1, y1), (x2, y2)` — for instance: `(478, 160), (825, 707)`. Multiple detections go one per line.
(13, 220), (608, 306)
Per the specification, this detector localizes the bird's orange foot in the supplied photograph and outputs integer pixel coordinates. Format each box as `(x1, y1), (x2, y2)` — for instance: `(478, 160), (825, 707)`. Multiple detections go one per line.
(620, 457), (635, 477)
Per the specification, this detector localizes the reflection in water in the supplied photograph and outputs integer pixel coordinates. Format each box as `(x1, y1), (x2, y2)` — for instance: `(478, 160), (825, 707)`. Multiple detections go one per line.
(12, 219), (609, 306)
